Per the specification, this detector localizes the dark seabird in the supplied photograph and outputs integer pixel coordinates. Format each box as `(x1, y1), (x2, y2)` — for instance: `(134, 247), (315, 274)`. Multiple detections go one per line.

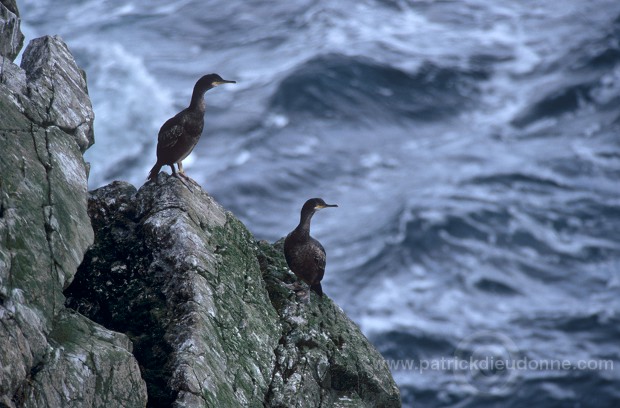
(147, 73), (235, 182)
(284, 198), (338, 297)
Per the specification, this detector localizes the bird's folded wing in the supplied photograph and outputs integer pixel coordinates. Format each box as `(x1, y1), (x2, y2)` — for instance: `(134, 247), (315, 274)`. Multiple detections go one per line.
(158, 114), (187, 149)
(314, 252), (326, 282)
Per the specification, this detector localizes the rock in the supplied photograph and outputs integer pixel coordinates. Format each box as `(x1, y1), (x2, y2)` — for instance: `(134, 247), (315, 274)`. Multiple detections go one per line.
(67, 177), (281, 407)
(0, 8), (147, 406)
(20, 36), (95, 153)
(0, 34), (94, 324)
(19, 309), (147, 408)
(66, 175), (401, 407)
(0, 0), (24, 61)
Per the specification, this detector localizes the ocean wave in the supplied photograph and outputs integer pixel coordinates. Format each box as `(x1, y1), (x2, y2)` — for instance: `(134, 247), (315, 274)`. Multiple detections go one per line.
(574, 13), (620, 70)
(372, 329), (456, 361)
(511, 82), (596, 128)
(532, 312), (620, 337)
(511, 12), (620, 129)
(346, 192), (619, 293)
(468, 172), (572, 191)
(268, 53), (488, 123)
(473, 277), (520, 295)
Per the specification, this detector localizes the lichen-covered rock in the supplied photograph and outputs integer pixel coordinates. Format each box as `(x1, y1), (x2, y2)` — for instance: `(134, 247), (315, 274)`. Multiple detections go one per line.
(0, 18), (146, 407)
(66, 175), (401, 407)
(0, 0), (24, 61)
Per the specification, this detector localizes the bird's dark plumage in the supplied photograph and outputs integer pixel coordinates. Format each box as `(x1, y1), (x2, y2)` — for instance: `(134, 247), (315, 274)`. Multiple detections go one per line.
(148, 73), (235, 182)
(284, 198), (338, 297)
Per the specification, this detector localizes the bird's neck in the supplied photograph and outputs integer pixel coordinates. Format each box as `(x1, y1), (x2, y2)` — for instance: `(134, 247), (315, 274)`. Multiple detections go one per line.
(189, 89), (208, 111)
(295, 211), (315, 237)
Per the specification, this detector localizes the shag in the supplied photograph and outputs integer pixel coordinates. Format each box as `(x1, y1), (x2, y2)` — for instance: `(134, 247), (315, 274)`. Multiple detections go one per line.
(147, 73), (235, 182)
(284, 198), (338, 297)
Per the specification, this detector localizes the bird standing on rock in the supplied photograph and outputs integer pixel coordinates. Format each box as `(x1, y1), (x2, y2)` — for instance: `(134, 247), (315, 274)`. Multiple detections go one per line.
(284, 198), (338, 298)
(147, 73), (235, 182)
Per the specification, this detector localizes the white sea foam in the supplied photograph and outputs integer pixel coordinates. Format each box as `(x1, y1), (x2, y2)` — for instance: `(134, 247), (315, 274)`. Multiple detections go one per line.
(80, 42), (173, 187)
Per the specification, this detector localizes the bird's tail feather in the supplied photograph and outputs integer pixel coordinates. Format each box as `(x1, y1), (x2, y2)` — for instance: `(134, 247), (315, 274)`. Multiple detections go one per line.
(310, 282), (323, 297)
(147, 162), (162, 182)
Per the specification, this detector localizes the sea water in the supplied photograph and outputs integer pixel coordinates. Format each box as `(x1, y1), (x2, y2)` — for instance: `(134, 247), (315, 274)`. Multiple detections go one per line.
(21, 0), (620, 406)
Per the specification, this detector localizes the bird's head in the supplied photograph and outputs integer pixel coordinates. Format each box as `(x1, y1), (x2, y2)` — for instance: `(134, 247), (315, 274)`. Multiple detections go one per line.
(195, 73), (236, 93)
(302, 198), (338, 214)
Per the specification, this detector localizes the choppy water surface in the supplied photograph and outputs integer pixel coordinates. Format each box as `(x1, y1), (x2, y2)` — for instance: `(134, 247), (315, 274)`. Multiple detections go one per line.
(21, 0), (620, 406)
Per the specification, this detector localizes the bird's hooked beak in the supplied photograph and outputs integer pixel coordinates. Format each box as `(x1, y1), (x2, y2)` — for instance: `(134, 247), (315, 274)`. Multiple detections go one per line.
(213, 79), (236, 86)
(315, 203), (338, 210)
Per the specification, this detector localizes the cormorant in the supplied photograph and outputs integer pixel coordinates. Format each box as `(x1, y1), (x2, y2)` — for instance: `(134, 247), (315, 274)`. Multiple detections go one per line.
(284, 198), (338, 297)
(147, 73), (235, 182)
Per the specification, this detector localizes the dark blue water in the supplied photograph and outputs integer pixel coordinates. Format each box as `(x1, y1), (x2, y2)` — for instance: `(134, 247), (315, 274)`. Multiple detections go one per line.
(21, 0), (620, 406)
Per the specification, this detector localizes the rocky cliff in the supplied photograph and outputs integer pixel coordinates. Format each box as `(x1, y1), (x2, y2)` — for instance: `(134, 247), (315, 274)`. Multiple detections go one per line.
(0, 2), (400, 407)
(0, 1), (147, 407)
